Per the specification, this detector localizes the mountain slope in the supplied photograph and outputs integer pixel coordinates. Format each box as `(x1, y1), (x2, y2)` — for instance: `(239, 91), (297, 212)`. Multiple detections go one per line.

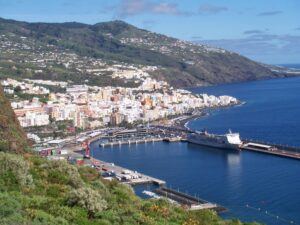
(0, 84), (28, 153)
(0, 18), (286, 87)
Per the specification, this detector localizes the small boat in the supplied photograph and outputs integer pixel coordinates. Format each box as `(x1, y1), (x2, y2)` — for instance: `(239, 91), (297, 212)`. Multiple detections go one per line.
(163, 136), (181, 142)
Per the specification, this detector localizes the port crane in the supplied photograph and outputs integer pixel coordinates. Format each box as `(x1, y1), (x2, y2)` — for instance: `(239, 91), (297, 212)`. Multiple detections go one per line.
(82, 140), (90, 159)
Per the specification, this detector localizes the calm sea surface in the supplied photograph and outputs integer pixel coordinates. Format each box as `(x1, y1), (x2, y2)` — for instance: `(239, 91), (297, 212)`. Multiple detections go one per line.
(91, 76), (300, 225)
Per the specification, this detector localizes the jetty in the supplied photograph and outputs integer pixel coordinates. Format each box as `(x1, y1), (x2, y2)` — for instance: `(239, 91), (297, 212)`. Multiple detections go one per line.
(153, 187), (226, 212)
(241, 140), (300, 160)
(89, 157), (166, 186)
(99, 137), (163, 148)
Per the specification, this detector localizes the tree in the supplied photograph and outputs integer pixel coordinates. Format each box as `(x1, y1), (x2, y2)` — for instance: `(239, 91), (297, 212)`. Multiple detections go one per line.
(14, 85), (22, 93)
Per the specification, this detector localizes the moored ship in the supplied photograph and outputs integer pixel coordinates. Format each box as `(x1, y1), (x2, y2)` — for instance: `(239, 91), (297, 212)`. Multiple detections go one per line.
(187, 130), (242, 150)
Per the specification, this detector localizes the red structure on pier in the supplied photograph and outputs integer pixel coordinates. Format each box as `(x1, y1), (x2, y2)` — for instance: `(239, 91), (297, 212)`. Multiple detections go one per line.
(82, 140), (90, 159)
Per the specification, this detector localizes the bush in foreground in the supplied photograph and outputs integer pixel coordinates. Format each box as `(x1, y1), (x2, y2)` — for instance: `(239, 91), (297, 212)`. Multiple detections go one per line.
(0, 152), (262, 225)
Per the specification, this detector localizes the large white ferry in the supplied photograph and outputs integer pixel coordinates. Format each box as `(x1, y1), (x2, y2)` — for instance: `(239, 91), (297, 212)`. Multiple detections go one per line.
(187, 130), (243, 150)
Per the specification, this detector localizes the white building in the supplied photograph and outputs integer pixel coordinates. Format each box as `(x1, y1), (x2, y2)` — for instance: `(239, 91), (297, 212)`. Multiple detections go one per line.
(18, 112), (50, 127)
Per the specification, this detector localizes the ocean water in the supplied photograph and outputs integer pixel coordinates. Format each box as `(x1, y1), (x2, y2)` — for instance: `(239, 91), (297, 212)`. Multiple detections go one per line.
(279, 64), (300, 69)
(188, 76), (300, 147)
(91, 76), (300, 225)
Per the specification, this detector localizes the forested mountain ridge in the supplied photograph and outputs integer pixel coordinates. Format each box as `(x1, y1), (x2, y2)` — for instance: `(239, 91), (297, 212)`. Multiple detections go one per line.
(0, 17), (288, 88)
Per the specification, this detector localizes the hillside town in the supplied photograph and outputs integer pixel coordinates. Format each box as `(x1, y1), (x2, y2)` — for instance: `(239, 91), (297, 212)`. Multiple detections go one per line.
(0, 30), (239, 144)
(0, 33), (159, 86)
(120, 35), (227, 58)
(1, 77), (238, 143)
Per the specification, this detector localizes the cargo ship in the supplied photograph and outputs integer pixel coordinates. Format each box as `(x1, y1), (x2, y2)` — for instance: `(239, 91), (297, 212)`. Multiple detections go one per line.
(187, 130), (242, 150)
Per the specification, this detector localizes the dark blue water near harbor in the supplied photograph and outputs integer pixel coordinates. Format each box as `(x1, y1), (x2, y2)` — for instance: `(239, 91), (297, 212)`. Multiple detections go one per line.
(280, 64), (300, 69)
(188, 76), (300, 146)
(91, 76), (300, 225)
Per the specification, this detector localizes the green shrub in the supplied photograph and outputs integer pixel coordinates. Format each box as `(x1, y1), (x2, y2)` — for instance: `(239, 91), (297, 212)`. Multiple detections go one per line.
(0, 152), (33, 191)
(31, 210), (69, 225)
(0, 192), (22, 218)
(0, 192), (28, 225)
(0, 139), (9, 152)
(67, 187), (107, 218)
(41, 160), (83, 188)
(0, 151), (262, 225)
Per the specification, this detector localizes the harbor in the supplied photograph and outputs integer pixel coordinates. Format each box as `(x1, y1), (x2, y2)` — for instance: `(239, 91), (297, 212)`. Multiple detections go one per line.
(30, 77), (300, 225)
(91, 132), (300, 225)
(44, 143), (167, 186)
(33, 123), (300, 224)
(34, 125), (229, 212)
(34, 121), (300, 218)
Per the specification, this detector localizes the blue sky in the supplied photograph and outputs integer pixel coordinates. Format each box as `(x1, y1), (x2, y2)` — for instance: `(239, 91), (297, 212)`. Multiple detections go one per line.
(0, 0), (299, 64)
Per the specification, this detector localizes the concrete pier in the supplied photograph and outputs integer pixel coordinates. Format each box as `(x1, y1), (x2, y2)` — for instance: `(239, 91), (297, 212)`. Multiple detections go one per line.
(99, 137), (163, 148)
(241, 140), (300, 160)
(89, 157), (166, 186)
(154, 125), (300, 160)
(154, 187), (226, 212)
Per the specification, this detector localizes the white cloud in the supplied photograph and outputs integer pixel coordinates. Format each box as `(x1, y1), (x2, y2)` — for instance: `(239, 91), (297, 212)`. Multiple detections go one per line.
(194, 33), (300, 64)
(257, 10), (283, 16)
(198, 4), (228, 14)
(243, 30), (265, 35)
(152, 3), (179, 15)
(115, 0), (189, 18)
(118, 0), (146, 17)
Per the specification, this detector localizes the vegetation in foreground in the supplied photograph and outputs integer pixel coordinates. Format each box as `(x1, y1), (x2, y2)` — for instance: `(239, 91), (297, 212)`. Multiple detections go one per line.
(0, 152), (263, 225)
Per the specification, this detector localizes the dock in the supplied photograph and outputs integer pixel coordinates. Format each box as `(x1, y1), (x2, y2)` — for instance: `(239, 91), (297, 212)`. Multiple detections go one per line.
(87, 157), (166, 186)
(241, 140), (300, 160)
(41, 142), (167, 187)
(99, 136), (184, 147)
(153, 187), (226, 212)
(154, 125), (300, 160)
(99, 137), (163, 148)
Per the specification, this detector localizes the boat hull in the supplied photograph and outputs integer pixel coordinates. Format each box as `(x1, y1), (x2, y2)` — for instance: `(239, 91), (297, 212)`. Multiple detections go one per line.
(187, 136), (241, 150)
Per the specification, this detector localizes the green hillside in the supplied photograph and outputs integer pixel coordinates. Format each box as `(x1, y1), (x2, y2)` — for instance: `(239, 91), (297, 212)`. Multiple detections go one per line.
(0, 85), (28, 153)
(0, 17), (285, 88)
(0, 152), (263, 225)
